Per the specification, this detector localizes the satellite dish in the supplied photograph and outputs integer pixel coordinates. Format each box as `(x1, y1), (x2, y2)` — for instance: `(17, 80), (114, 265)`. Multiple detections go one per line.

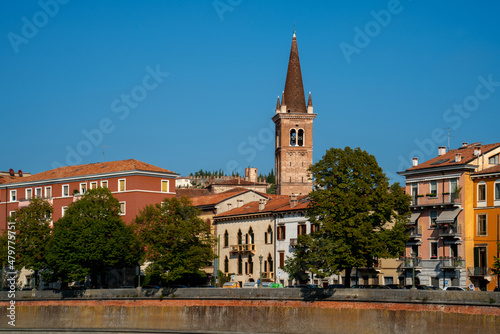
(9, 169), (14, 176)
(18, 170), (23, 177)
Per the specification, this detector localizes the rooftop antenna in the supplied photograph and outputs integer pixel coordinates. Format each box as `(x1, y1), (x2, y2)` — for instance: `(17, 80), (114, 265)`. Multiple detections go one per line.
(442, 128), (453, 151)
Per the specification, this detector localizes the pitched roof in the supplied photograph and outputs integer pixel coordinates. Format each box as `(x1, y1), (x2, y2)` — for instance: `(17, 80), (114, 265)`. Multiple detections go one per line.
(283, 33), (307, 114)
(1, 159), (176, 185)
(215, 197), (291, 218)
(176, 188), (211, 198)
(210, 178), (267, 186)
(472, 164), (500, 176)
(189, 188), (259, 207)
(404, 142), (500, 172)
(274, 196), (309, 212)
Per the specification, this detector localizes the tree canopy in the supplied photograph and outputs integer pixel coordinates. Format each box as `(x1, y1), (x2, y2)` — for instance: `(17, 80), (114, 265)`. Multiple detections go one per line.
(132, 197), (215, 286)
(284, 147), (410, 286)
(47, 187), (141, 286)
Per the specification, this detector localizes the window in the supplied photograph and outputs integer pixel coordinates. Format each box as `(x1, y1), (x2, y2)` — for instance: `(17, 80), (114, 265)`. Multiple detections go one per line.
(297, 129), (304, 146)
(62, 184), (69, 197)
(248, 227), (254, 244)
(477, 214), (487, 236)
(80, 183), (87, 194)
(45, 186), (52, 198)
(277, 225), (286, 240)
(266, 226), (273, 244)
(449, 178), (458, 194)
(489, 154), (499, 165)
(430, 242), (438, 259)
(62, 206), (68, 217)
(248, 255), (253, 274)
(90, 181), (97, 190)
(411, 244), (419, 257)
(310, 224), (319, 233)
(430, 210), (438, 228)
(223, 230), (229, 247)
(10, 190), (17, 202)
(9, 211), (16, 217)
(237, 255), (242, 275)
(279, 252), (285, 268)
(290, 129), (296, 146)
(118, 179), (126, 192)
(429, 180), (437, 196)
(224, 256), (229, 273)
(495, 181), (500, 202)
(297, 224), (306, 236)
(161, 180), (169, 193)
(101, 180), (108, 188)
(267, 254), (273, 273)
(26, 188), (32, 200)
(237, 229), (242, 244)
(478, 182), (486, 206)
(119, 202), (126, 216)
(35, 187), (42, 198)
(384, 276), (394, 285)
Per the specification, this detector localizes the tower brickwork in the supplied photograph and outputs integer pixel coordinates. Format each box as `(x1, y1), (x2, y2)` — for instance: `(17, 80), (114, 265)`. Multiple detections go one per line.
(273, 32), (316, 196)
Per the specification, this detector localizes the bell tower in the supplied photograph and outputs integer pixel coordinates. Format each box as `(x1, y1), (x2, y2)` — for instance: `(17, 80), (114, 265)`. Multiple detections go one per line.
(272, 32), (316, 196)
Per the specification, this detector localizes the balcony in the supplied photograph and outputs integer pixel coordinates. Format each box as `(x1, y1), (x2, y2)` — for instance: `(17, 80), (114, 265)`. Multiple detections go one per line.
(290, 238), (298, 247)
(438, 224), (462, 239)
(440, 256), (463, 269)
(408, 226), (422, 239)
(467, 267), (493, 277)
(358, 259), (382, 272)
(262, 272), (274, 279)
(400, 256), (422, 270)
(411, 193), (461, 208)
(230, 244), (256, 254)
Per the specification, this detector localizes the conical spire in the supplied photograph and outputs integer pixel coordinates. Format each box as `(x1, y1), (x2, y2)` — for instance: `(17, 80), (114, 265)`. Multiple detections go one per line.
(283, 32), (307, 113)
(275, 96), (281, 111)
(307, 91), (313, 106)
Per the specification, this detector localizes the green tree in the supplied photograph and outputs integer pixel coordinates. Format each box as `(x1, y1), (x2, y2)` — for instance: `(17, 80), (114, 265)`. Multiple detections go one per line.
(47, 187), (141, 287)
(132, 197), (215, 286)
(0, 232), (8, 289)
(10, 198), (53, 289)
(284, 147), (410, 287)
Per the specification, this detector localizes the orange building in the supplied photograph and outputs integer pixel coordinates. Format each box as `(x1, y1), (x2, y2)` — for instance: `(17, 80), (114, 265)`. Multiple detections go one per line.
(0, 159), (178, 230)
(471, 165), (500, 291)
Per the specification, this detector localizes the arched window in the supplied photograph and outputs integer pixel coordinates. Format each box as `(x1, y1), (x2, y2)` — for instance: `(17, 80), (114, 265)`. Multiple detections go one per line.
(267, 254), (273, 273)
(224, 230), (229, 247)
(290, 129), (296, 146)
(249, 227), (254, 244)
(224, 256), (229, 273)
(267, 225), (273, 244)
(298, 129), (304, 146)
(237, 229), (242, 244)
(248, 255), (253, 274)
(237, 255), (243, 275)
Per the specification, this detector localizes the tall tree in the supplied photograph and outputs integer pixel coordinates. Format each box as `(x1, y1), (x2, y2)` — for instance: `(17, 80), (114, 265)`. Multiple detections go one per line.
(10, 198), (53, 289)
(132, 197), (215, 286)
(47, 188), (141, 286)
(284, 147), (410, 287)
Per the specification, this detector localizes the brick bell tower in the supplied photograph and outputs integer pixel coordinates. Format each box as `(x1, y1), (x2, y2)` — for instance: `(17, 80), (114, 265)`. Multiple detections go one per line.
(273, 31), (316, 196)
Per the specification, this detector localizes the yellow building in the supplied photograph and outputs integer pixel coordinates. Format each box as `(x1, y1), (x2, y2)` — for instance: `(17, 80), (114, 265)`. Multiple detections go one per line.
(471, 164), (500, 291)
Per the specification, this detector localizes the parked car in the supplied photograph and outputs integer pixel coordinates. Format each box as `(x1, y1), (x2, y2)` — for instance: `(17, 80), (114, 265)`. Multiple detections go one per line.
(260, 282), (274, 288)
(327, 284), (346, 289)
(403, 285), (432, 290)
(385, 284), (402, 289)
(223, 282), (240, 288)
(443, 286), (465, 291)
(242, 282), (258, 288)
(286, 284), (319, 289)
(270, 283), (284, 288)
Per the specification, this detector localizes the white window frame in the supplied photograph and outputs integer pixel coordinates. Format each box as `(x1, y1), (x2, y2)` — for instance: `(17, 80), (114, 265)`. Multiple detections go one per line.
(45, 186), (52, 199)
(62, 206), (68, 217)
(161, 180), (169, 193)
(26, 188), (32, 200)
(477, 213), (487, 236)
(35, 187), (42, 198)
(62, 184), (69, 197)
(449, 178), (458, 193)
(10, 190), (17, 202)
(80, 182), (87, 194)
(477, 182), (486, 207)
(119, 201), (126, 216)
(90, 181), (98, 190)
(101, 180), (108, 188)
(494, 180), (500, 206)
(430, 242), (438, 259)
(9, 211), (16, 217)
(429, 210), (438, 228)
(429, 180), (437, 197)
(489, 154), (498, 165)
(118, 179), (126, 192)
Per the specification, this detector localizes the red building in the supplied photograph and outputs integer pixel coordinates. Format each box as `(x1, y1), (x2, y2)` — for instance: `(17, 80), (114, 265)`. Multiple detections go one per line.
(0, 159), (178, 230)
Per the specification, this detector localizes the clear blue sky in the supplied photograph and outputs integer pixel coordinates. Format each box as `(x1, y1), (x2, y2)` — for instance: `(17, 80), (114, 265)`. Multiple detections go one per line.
(2, 1), (500, 183)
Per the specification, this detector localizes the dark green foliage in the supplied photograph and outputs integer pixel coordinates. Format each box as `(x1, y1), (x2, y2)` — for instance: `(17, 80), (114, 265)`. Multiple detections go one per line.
(132, 197), (215, 286)
(284, 147), (410, 286)
(47, 188), (141, 285)
(10, 198), (53, 288)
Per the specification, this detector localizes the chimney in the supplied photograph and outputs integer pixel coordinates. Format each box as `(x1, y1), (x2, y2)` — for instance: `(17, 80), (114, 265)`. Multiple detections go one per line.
(412, 157), (419, 167)
(455, 153), (462, 162)
(474, 148), (482, 156)
(259, 199), (267, 211)
(462, 142), (468, 148)
(290, 194), (298, 208)
(438, 146), (446, 156)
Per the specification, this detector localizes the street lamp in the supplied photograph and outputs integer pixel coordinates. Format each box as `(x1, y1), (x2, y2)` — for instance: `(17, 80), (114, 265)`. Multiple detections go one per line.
(259, 255), (263, 286)
(411, 252), (417, 290)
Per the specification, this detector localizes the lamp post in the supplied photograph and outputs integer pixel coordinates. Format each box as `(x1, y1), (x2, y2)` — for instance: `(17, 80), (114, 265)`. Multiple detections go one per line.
(411, 252), (417, 290)
(259, 255), (263, 286)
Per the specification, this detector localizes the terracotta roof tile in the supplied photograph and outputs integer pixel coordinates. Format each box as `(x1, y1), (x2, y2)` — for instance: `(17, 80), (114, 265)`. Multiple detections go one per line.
(283, 33), (307, 114)
(405, 143), (500, 171)
(176, 188), (211, 198)
(215, 197), (291, 218)
(189, 188), (263, 207)
(2, 159), (176, 185)
(211, 178), (267, 186)
(472, 164), (500, 176)
(274, 196), (309, 212)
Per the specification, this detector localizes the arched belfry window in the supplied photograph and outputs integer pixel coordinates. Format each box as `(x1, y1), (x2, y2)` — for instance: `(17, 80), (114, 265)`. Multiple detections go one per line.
(290, 129), (296, 146)
(298, 129), (304, 146)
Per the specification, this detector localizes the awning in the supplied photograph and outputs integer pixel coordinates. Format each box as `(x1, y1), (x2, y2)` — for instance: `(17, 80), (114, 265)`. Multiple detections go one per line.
(406, 241), (422, 246)
(410, 212), (422, 224)
(436, 208), (462, 224)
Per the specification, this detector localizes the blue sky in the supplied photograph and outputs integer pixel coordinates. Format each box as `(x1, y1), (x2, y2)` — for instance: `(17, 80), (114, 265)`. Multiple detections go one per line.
(2, 1), (500, 183)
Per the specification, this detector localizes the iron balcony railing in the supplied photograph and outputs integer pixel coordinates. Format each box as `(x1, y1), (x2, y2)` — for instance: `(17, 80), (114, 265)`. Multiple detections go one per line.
(409, 226), (422, 238)
(411, 193), (461, 207)
(262, 272), (274, 279)
(400, 256), (422, 269)
(230, 244), (256, 254)
(438, 224), (462, 238)
(467, 267), (492, 277)
(440, 256), (463, 269)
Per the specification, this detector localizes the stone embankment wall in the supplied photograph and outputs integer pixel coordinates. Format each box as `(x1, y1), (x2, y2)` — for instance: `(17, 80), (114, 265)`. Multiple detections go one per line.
(1, 288), (499, 333)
